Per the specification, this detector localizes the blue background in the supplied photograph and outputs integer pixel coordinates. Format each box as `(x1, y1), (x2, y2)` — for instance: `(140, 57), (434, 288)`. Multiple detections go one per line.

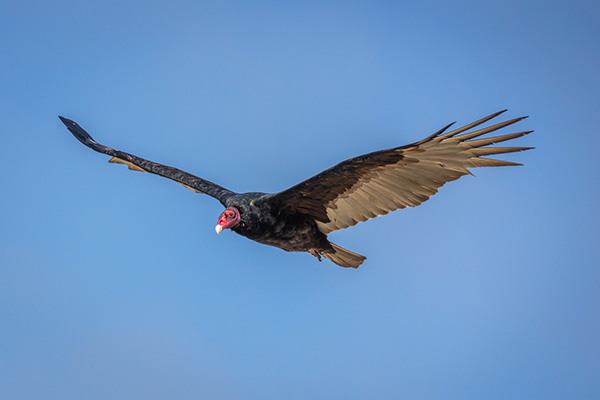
(1, 1), (598, 399)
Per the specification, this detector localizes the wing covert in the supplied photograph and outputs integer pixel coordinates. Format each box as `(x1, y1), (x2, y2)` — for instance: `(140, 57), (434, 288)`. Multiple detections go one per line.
(273, 110), (532, 234)
(60, 117), (235, 205)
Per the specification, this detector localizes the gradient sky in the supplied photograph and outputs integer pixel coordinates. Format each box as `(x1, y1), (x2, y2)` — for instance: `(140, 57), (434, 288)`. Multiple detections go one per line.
(1, 1), (598, 399)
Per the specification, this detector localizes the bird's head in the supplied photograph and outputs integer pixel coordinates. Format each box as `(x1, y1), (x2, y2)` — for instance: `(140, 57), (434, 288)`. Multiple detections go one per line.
(215, 207), (241, 234)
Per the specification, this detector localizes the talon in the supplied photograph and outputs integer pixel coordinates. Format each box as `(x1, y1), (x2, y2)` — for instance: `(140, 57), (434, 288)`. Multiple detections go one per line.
(309, 249), (322, 262)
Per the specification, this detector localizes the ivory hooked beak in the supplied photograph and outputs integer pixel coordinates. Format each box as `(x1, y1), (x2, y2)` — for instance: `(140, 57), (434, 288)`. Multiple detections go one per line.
(215, 224), (224, 235)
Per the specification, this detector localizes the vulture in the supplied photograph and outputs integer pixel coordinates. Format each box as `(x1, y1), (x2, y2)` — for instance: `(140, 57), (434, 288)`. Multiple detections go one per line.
(59, 110), (532, 268)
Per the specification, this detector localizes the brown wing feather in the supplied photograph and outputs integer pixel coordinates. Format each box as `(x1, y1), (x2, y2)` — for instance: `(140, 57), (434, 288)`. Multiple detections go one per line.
(273, 110), (533, 234)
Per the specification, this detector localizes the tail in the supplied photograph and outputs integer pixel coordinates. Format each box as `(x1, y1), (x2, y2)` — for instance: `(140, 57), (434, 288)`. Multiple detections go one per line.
(322, 243), (366, 268)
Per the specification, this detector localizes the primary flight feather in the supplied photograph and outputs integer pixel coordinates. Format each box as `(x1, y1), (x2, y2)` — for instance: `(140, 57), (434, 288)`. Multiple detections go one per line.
(60, 110), (532, 268)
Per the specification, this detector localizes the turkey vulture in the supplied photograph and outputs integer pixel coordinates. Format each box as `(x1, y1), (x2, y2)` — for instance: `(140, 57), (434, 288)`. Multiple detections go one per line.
(59, 110), (531, 268)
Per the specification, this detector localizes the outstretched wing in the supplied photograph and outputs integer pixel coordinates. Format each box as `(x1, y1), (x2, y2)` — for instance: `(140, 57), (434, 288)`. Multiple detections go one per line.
(60, 117), (235, 205)
(273, 110), (533, 234)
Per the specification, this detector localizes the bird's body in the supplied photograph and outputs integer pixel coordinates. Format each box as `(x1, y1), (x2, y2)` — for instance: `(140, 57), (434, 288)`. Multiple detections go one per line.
(60, 110), (532, 268)
(230, 194), (330, 252)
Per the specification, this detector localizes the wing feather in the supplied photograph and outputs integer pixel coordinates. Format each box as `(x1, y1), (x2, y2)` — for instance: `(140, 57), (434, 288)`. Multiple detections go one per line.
(273, 110), (532, 234)
(60, 117), (235, 205)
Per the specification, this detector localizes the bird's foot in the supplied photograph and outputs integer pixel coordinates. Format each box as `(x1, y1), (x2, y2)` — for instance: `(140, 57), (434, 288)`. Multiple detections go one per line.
(308, 249), (322, 262)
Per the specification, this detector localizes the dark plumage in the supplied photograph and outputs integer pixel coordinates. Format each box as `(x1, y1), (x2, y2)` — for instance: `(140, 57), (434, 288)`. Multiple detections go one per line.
(60, 110), (532, 268)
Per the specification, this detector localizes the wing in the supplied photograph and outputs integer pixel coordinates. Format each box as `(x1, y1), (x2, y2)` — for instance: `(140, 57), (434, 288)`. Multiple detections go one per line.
(60, 117), (236, 205)
(272, 110), (533, 234)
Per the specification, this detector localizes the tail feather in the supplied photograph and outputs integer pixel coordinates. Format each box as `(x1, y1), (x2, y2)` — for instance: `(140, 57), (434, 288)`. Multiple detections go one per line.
(322, 243), (366, 268)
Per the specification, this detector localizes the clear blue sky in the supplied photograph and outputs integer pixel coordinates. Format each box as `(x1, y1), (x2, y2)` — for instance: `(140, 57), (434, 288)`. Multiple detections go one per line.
(1, 1), (598, 399)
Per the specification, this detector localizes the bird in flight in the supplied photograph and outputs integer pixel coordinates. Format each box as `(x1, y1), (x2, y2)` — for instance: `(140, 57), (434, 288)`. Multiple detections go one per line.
(60, 110), (532, 268)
